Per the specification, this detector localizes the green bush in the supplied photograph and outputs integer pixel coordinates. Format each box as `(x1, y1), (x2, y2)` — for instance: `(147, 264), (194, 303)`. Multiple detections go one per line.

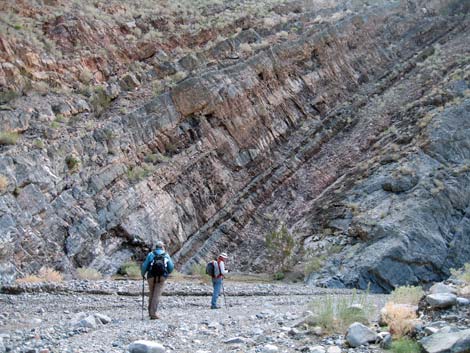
(451, 263), (470, 284)
(90, 86), (112, 115)
(265, 224), (295, 271)
(65, 155), (80, 172)
(390, 338), (421, 353)
(273, 272), (285, 281)
(119, 261), (141, 278)
(126, 164), (154, 183)
(304, 254), (327, 275)
(389, 285), (424, 305)
(0, 131), (19, 145)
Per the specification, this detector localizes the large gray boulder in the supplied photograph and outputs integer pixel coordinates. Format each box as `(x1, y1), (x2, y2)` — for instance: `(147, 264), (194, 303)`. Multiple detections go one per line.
(426, 293), (458, 309)
(346, 322), (378, 347)
(429, 283), (458, 295)
(420, 328), (470, 353)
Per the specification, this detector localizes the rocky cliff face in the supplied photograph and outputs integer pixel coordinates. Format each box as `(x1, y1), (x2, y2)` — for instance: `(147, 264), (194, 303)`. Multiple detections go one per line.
(1, 0), (469, 291)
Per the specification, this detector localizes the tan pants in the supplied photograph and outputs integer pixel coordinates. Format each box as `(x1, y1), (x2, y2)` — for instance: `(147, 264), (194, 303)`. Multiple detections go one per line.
(147, 276), (166, 317)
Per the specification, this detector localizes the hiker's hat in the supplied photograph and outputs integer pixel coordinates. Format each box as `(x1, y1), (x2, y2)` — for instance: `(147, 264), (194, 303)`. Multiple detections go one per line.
(155, 240), (164, 249)
(219, 252), (228, 259)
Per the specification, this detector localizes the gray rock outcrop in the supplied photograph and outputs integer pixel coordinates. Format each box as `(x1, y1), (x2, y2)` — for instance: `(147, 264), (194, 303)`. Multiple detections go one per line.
(420, 328), (470, 353)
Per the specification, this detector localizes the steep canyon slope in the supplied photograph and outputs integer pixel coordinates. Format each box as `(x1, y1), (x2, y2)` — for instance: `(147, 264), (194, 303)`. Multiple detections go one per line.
(1, 0), (469, 292)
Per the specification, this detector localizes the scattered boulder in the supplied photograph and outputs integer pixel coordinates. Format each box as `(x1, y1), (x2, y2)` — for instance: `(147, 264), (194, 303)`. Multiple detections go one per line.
(223, 337), (246, 344)
(457, 297), (470, 306)
(119, 73), (140, 91)
(426, 293), (458, 309)
(429, 283), (458, 295)
(346, 322), (378, 348)
(419, 328), (470, 353)
(326, 346), (341, 353)
(309, 346), (325, 353)
(94, 313), (112, 324)
(128, 340), (165, 353)
(262, 344), (279, 353)
(379, 333), (392, 349)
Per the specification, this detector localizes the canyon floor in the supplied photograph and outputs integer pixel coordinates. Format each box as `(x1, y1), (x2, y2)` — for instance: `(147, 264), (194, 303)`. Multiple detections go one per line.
(0, 277), (389, 353)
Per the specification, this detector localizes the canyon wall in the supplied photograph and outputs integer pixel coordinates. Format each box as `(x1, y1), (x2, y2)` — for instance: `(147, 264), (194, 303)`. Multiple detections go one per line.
(0, 0), (469, 292)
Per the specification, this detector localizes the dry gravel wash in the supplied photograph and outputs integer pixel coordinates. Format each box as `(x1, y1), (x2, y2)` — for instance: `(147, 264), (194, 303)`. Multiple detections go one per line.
(0, 279), (389, 353)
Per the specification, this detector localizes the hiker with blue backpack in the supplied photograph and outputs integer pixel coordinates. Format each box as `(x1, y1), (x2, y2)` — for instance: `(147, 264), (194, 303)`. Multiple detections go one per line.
(208, 252), (229, 309)
(141, 241), (174, 320)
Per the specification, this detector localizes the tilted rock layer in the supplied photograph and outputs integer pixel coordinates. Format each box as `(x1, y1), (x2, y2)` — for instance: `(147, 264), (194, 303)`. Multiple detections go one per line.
(1, 0), (469, 291)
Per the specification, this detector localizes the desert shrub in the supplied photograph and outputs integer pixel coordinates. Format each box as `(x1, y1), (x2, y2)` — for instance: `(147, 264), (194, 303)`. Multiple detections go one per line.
(273, 272), (285, 281)
(0, 90), (19, 104)
(265, 224), (295, 271)
(126, 164), (153, 183)
(389, 285), (424, 305)
(190, 262), (211, 283)
(309, 289), (373, 333)
(119, 261), (141, 278)
(17, 267), (64, 283)
(382, 302), (417, 338)
(33, 139), (45, 149)
(38, 267), (64, 282)
(16, 275), (42, 284)
(0, 174), (8, 192)
(450, 263), (470, 284)
(65, 155), (80, 172)
(90, 86), (112, 115)
(79, 68), (94, 83)
(304, 255), (326, 275)
(77, 267), (102, 280)
(390, 338), (421, 353)
(0, 131), (19, 145)
(190, 262), (206, 276)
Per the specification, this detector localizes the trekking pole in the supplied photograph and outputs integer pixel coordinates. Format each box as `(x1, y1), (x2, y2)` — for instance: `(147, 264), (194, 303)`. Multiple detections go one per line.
(141, 276), (145, 321)
(222, 282), (228, 308)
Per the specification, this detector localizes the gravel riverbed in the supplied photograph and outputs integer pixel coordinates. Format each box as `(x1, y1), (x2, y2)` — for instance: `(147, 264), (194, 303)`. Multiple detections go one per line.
(0, 278), (389, 353)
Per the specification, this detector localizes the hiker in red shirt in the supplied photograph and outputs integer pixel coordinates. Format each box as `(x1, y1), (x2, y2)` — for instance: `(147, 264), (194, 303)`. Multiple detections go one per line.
(211, 252), (228, 309)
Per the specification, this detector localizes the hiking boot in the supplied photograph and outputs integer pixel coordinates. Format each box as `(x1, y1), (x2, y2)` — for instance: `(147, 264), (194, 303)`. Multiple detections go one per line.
(211, 305), (221, 309)
(150, 314), (160, 320)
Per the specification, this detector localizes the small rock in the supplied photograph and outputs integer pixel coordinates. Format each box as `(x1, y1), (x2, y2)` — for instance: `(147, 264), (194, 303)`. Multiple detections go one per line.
(128, 340), (165, 353)
(379, 333), (392, 349)
(224, 337), (245, 344)
(327, 346), (341, 353)
(457, 297), (470, 306)
(94, 313), (112, 324)
(346, 322), (378, 348)
(262, 344), (279, 353)
(310, 346), (326, 353)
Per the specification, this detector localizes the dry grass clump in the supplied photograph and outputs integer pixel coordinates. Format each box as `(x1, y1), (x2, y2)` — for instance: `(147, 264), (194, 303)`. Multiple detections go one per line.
(16, 267), (64, 284)
(77, 267), (102, 280)
(119, 261), (141, 278)
(382, 302), (417, 338)
(309, 289), (374, 333)
(389, 285), (424, 305)
(0, 131), (19, 145)
(190, 262), (211, 283)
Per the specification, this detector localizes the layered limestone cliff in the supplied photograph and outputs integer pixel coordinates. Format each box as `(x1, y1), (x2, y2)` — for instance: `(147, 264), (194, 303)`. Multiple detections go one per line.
(1, 0), (469, 291)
